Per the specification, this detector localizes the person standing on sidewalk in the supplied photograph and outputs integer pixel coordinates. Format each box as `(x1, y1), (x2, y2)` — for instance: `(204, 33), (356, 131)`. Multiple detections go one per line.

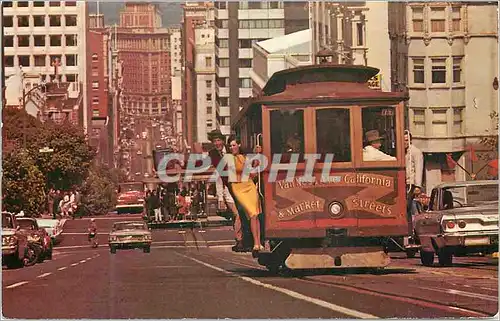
(151, 190), (162, 222)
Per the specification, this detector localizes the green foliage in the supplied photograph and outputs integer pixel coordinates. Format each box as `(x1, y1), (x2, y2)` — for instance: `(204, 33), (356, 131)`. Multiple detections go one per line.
(2, 150), (46, 216)
(80, 164), (117, 216)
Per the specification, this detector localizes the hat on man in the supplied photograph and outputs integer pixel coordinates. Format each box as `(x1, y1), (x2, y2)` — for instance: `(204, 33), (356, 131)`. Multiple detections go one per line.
(365, 129), (384, 143)
(208, 129), (225, 142)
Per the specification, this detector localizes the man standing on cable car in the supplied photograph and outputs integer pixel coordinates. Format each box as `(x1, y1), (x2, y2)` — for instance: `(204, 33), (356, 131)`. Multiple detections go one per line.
(207, 129), (247, 252)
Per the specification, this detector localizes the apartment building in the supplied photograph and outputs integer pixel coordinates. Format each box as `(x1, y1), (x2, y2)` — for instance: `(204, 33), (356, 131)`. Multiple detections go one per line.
(194, 27), (216, 143)
(389, 2), (499, 191)
(214, 1), (309, 137)
(169, 27), (182, 77)
(310, 1), (392, 91)
(2, 0), (89, 130)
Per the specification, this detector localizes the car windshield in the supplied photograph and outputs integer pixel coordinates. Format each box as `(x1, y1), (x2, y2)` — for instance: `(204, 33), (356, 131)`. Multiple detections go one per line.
(17, 219), (35, 230)
(120, 184), (143, 193)
(2, 215), (14, 229)
(113, 222), (147, 231)
(36, 219), (57, 228)
(444, 184), (498, 208)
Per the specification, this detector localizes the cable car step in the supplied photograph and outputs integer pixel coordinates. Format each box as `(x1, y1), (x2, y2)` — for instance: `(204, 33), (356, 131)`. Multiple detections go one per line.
(284, 247), (390, 269)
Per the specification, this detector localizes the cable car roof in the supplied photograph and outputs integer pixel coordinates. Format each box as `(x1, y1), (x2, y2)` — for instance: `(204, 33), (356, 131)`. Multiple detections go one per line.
(233, 64), (409, 127)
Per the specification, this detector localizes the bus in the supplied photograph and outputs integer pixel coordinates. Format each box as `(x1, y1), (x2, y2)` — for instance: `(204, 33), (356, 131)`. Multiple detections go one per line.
(232, 63), (409, 272)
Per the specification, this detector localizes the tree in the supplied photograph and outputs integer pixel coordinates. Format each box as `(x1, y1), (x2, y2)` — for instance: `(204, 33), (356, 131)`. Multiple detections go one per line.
(2, 106), (42, 150)
(30, 120), (96, 191)
(2, 150), (46, 216)
(80, 164), (117, 216)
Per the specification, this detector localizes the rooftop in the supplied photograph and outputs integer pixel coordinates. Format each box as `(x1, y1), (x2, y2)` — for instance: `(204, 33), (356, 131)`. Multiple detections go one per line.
(256, 29), (311, 54)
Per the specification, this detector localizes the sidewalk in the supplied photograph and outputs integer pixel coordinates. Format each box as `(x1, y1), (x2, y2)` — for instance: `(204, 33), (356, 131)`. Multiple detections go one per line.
(39, 214), (68, 227)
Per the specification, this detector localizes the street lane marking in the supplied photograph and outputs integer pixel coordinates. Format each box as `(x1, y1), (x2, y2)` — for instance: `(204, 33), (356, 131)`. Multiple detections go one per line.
(57, 267), (67, 271)
(175, 252), (378, 319)
(79, 260), (86, 263)
(418, 286), (498, 302)
(71, 263), (79, 266)
(54, 240), (234, 250)
(37, 272), (52, 278)
(5, 281), (29, 289)
(86, 257), (92, 260)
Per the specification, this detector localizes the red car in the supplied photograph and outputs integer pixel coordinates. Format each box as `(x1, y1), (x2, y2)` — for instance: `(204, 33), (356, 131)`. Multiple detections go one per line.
(116, 182), (145, 214)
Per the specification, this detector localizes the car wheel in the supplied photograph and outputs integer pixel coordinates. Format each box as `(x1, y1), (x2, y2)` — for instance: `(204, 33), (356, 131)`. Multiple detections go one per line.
(437, 249), (453, 266)
(143, 246), (150, 253)
(110, 247), (117, 254)
(406, 249), (417, 258)
(420, 250), (434, 266)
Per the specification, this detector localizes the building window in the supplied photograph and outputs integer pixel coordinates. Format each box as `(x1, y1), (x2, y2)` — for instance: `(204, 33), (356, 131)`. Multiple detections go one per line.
(34, 55), (46, 66)
(221, 116), (231, 126)
(453, 107), (463, 134)
(207, 106), (212, 115)
(65, 15), (77, 27)
(92, 66), (99, 77)
(18, 35), (30, 47)
(33, 1), (45, 7)
(92, 81), (99, 89)
(92, 97), (99, 105)
(34, 35), (45, 46)
(218, 58), (229, 68)
(452, 7), (461, 32)
(215, 1), (227, 9)
(215, 19), (229, 29)
(430, 7), (445, 32)
(356, 23), (364, 46)
(65, 1), (76, 6)
(206, 94), (212, 102)
(50, 35), (62, 46)
(17, 16), (29, 27)
(3, 16), (13, 28)
(93, 110), (100, 117)
(17, 1), (29, 7)
(432, 109), (448, 136)
(5, 56), (14, 67)
(453, 57), (462, 83)
(218, 39), (229, 48)
(239, 59), (252, 68)
(50, 55), (61, 66)
(33, 15), (45, 27)
(217, 77), (229, 87)
(412, 109), (426, 135)
(239, 78), (252, 88)
(219, 97), (229, 106)
(66, 54), (77, 66)
(66, 74), (76, 82)
(205, 56), (212, 67)
(92, 53), (99, 62)
(4, 36), (13, 47)
(431, 58), (446, 84)
(412, 58), (425, 84)
(239, 39), (252, 48)
(49, 1), (60, 6)
(206, 80), (212, 88)
(66, 35), (77, 46)
(3, 2), (12, 7)
(18, 55), (30, 67)
(49, 15), (62, 27)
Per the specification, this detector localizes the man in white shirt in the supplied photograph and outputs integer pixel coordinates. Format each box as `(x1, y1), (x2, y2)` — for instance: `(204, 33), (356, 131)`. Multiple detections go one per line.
(363, 130), (396, 161)
(404, 131), (424, 188)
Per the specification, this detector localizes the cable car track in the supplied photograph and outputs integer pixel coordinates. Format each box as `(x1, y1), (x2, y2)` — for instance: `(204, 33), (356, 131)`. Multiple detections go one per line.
(194, 252), (495, 318)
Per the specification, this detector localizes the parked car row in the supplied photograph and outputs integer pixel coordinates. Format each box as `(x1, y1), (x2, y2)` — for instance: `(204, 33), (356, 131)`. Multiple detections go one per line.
(2, 212), (64, 269)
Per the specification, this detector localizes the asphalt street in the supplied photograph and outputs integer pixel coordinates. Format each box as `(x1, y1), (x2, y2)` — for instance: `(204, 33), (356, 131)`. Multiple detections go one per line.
(2, 215), (498, 319)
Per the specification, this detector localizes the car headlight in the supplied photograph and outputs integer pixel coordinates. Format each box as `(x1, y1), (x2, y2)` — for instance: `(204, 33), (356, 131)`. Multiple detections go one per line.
(144, 234), (152, 241)
(109, 236), (118, 242)
(2, 236), (17, 246)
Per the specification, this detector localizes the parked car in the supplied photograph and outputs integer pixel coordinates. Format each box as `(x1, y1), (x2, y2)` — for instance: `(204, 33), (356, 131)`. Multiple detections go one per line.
(17, 217), (53, 261)
(108, 221), (152, 254)
(414, 180), (499, 267)
(36, 219), (64, 245)
(2, 212), (33, 268)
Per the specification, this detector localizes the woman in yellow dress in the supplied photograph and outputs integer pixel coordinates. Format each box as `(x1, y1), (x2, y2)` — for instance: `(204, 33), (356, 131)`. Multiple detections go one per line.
(227, 137), (264, 252)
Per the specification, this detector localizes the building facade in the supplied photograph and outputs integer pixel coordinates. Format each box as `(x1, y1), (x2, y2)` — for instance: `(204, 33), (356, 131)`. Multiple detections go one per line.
(389, 1), (499, 191)
(194, 26), (216, 143)
(115, 3), (172, 119)
(213, 1), (309, 137)
(169, 27), (182, 77)
(181, 2), (214, 146)
(2, 0), (89, 131)
(310, 1), (392, 91)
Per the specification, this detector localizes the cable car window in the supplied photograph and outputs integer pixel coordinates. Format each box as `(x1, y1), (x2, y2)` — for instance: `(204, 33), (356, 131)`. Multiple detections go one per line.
(270, 109), (305, 162)
(316, 108), (351, 162)
(362, 106), (397, 162)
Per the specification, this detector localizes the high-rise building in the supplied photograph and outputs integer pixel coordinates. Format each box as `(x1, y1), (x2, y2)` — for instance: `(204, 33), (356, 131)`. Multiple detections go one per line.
(169, 27), (182, 77)
(115, 3), (172, 119)
(213, 1), (309, 137)
(2, 0), (89, 131)
(389, 2), (499, 191)
(181, 2), (214, 146)
(310, 1), (392, 91)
